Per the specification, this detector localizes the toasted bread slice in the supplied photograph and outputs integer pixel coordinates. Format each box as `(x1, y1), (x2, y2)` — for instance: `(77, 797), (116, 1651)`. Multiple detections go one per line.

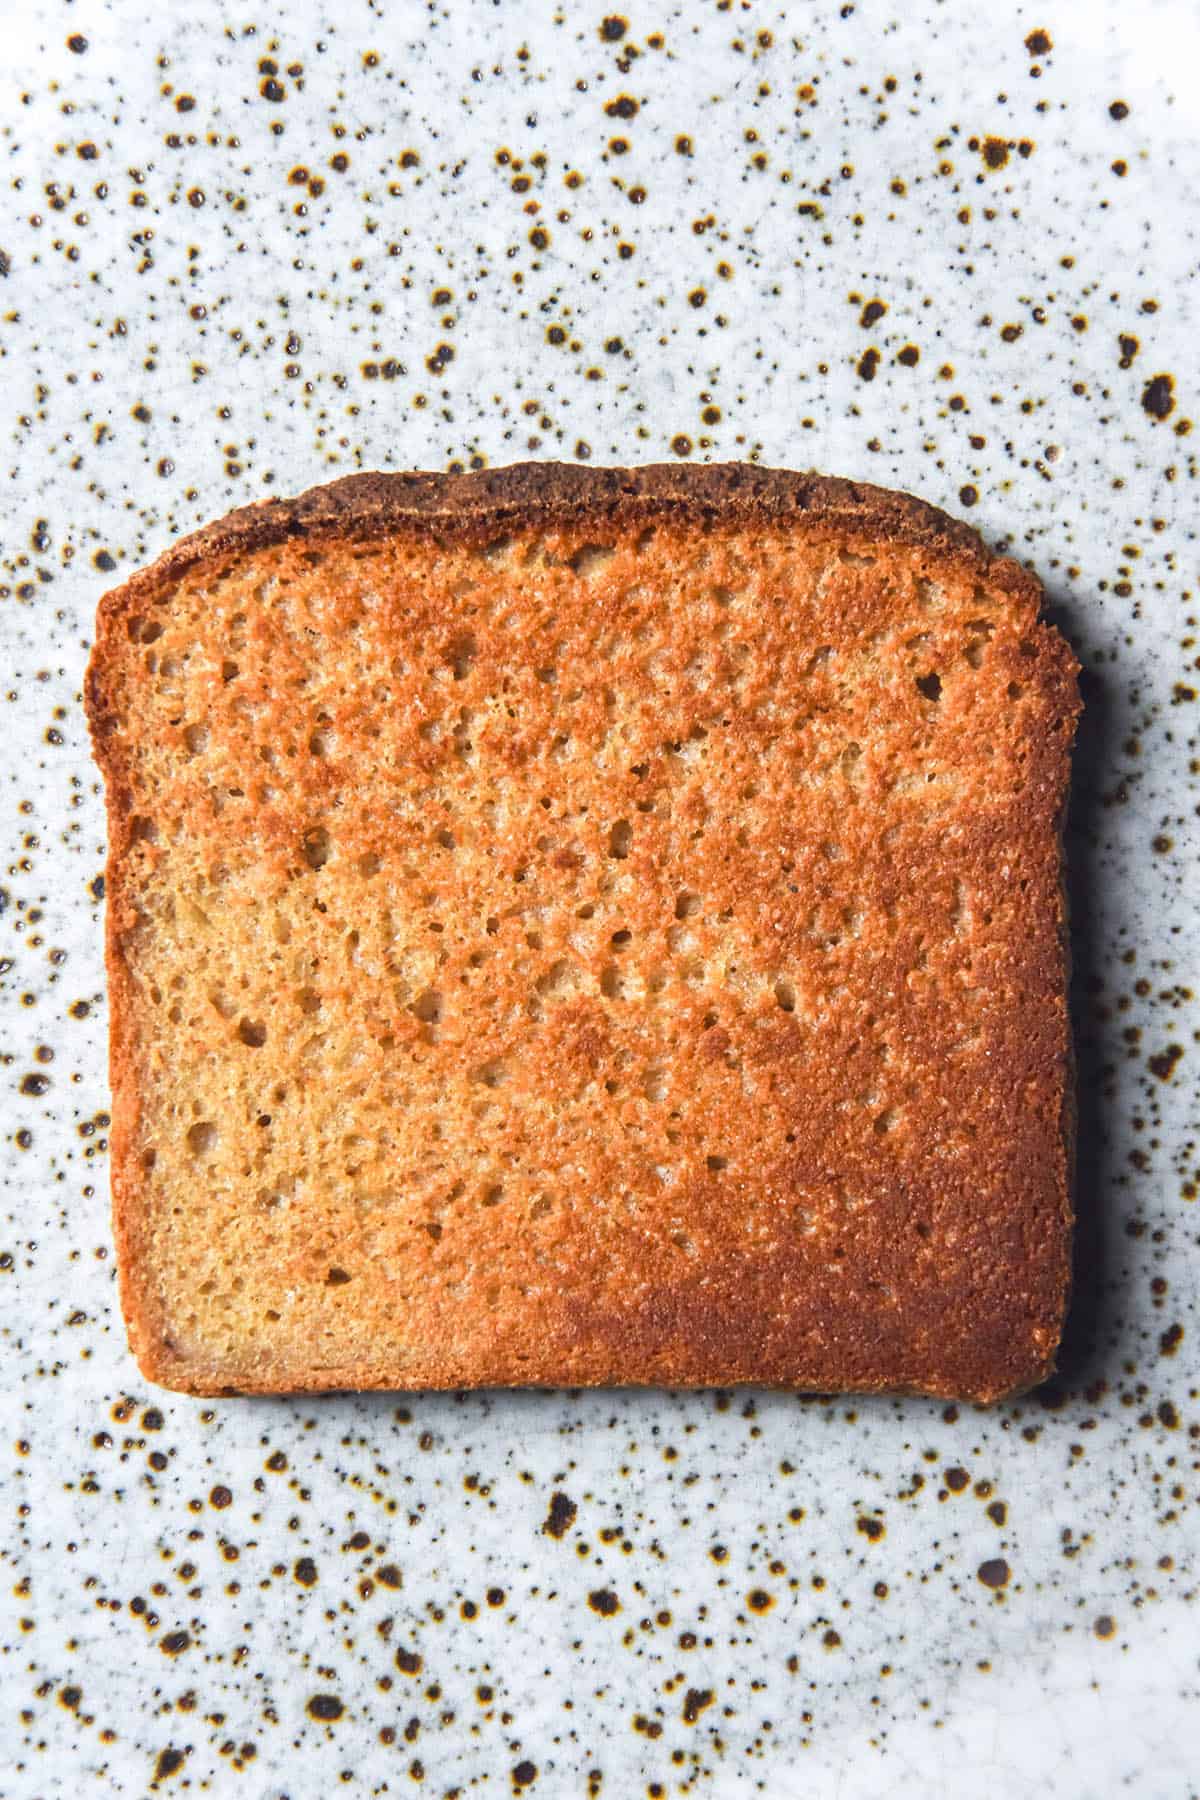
(85, 464), (1079, 1400)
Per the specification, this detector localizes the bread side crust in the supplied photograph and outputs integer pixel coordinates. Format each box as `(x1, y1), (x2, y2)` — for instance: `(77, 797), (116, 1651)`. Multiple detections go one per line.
(85, 464), (1078, 1401)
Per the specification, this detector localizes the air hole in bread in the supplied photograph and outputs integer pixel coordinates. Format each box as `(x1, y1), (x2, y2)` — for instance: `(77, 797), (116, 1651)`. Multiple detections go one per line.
(325, 1267), (352, 1286)
(302, 827), (331, 869)
(706, 1154), (727, 1172)
(608, 818), (632, 859)
(675, 890), (701, 919)
(644, 1067), (666, 1102)
(183, 723), (208, 755)
(481, 1184), (504, 1208)
(412, 988), (442, 1024)
(600, 964), (622, 999)
(915, 672), (942, 702)
(473, 1058), (508, 1088)
(447, 632), (478, 680)
(537, 959), (575, 998)
(187, 1121), (217, 1157)
(238, 1018), (267, 1047)
(775, 978), (797, 1013)
(963, 618), (995, 667)
(568, 542), (615, 576)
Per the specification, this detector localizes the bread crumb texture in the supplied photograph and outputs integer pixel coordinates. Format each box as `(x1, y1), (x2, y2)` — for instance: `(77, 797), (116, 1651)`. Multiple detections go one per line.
(86, 465), (1080, 1400)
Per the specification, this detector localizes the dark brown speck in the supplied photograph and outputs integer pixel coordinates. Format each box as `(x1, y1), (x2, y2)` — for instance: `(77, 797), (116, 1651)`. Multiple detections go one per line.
(307, 1693), (344, 1721)
(543, 1491), (577, 1538)
(1141, 374), (1176, 420)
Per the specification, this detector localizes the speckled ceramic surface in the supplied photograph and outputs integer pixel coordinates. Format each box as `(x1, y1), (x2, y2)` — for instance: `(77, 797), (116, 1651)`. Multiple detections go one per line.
(2, 2), (1197, 1794)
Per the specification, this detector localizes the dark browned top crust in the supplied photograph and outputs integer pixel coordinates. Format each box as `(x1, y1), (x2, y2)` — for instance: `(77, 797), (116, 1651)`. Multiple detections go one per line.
(86, 463), (1080, 1401)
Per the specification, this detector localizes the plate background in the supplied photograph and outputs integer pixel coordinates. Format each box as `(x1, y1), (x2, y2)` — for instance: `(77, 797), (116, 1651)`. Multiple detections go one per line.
(2, 2), (1197, 1794)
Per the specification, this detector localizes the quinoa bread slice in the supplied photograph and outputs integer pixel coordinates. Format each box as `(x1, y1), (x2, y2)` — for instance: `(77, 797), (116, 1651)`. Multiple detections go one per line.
(85, 463), (1080, 1401)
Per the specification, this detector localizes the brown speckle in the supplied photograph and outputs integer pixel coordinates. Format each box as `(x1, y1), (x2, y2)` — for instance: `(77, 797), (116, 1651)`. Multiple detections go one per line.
(682, 1687), (714, 1723)
(1148, 1044), (1182, 1081)
(543, 1491), (577, 1538)
(307, 1693), (344, 1721)
(1141, 374), (1176, 420)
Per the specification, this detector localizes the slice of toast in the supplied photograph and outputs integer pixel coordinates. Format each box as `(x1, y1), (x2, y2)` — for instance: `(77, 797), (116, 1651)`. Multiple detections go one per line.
(85, 465), (1080, 1401)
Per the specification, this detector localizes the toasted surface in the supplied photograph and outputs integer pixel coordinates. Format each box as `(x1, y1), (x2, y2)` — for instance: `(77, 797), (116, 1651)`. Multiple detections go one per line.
(85, 463), (1080, 1401)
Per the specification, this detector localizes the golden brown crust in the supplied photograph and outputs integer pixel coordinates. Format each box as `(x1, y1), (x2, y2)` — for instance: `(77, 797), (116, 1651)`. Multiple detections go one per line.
(85, 462), (1079, 1402)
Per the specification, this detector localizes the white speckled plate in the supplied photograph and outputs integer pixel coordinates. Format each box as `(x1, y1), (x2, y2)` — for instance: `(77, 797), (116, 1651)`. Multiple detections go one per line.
(2, 2), (1197, 1795)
